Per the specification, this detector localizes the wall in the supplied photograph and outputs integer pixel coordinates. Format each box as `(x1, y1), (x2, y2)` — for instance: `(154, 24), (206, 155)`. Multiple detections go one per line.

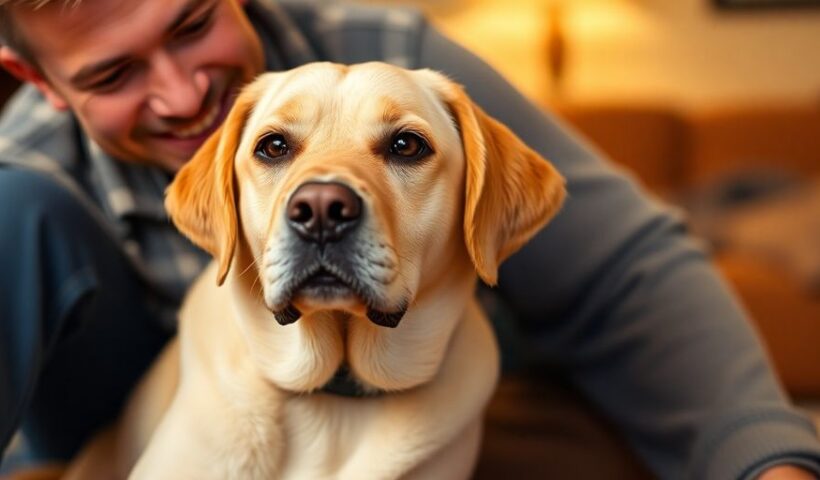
(363, 0), (820, 109)
(565, 0), (820, 108)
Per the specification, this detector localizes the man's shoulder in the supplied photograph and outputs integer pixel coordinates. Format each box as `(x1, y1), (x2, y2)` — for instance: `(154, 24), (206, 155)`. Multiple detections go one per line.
(0, 84), (79, 171)
(277, 0), (429, 67)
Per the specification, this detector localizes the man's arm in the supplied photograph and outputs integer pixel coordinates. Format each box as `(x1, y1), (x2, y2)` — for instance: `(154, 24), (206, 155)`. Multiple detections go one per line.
(415, 24), (820, 480)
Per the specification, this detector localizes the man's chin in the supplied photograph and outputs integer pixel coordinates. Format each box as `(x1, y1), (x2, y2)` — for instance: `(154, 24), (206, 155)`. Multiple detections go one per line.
(96, 141), (196, 173)
(151, 137), (212, 171)
(120, 142), (203, 173)
(135, 154), (191, 174)
(161, 155), (194, 173)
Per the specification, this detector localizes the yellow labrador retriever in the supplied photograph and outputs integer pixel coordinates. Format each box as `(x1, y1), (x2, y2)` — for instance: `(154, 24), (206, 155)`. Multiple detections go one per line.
(59, 61), (565, 479)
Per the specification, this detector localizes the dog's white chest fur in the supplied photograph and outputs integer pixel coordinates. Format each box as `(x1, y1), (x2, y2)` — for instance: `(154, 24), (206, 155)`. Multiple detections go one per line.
(127, 263), (499, 480)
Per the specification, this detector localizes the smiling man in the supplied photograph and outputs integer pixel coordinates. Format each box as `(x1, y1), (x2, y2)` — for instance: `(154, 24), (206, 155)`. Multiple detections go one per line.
(3, 0), (263, 171)
(0, 1), (819, 479)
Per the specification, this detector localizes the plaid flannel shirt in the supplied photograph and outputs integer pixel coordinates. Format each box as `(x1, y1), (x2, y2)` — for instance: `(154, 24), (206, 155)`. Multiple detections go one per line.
(0, 0), (426, 330)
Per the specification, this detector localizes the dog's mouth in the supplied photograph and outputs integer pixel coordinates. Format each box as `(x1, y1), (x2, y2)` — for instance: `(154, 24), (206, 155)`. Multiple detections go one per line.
(271, 265), (407, 329)
(298, 267), (357, 300)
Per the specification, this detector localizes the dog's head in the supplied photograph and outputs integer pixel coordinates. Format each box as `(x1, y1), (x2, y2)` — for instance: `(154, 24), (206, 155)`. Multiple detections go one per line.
(166, 62), (564, 392)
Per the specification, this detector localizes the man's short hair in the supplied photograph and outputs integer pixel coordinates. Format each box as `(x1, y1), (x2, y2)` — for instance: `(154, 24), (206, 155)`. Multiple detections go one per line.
(0, 0), (82, 66)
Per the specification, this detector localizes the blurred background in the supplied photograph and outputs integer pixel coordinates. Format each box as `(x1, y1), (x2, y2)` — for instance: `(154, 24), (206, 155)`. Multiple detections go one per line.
(0, 0), (817, 424)
(371, 0), (820, 413)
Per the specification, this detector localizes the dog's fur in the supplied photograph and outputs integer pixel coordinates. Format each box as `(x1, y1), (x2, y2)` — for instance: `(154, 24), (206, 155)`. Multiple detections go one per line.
(57, 61), (565, 479)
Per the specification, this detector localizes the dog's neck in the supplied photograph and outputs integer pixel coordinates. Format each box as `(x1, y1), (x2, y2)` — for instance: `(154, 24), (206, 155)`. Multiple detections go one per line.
(211, 238), (478, 396)
(320, 364), (384, 397)
(204, 234), (486, 400)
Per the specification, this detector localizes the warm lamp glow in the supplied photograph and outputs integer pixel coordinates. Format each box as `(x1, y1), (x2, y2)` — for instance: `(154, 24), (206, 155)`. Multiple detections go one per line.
(564, 0), (655, 41)
(432, 1), (554, 104)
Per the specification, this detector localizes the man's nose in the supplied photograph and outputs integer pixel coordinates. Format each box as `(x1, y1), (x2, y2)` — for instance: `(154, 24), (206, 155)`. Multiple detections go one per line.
(146, 51), (208, 118)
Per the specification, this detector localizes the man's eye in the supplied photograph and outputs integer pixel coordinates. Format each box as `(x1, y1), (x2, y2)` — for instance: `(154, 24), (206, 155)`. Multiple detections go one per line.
(255, 133), (290, 161)
(89, 66), (131, 91)
(175, 11), (214, 40)
(389, 132), (430, 161)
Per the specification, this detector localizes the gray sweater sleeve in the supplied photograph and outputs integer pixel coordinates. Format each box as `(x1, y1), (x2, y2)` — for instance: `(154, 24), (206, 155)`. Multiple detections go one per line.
(416, 24), (820, 480)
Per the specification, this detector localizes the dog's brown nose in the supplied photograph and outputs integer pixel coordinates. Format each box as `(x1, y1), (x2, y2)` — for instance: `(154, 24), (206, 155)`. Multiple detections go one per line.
(287, 182), (362, 243)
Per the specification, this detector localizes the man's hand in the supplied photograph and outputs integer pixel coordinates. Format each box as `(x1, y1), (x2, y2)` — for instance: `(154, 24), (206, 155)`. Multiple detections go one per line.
(757, 465), (819, 480)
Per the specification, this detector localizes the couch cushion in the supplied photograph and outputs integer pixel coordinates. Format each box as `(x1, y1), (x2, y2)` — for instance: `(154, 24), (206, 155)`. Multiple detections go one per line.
(689, 106), (820, 187)
(558, 105), (689, 194)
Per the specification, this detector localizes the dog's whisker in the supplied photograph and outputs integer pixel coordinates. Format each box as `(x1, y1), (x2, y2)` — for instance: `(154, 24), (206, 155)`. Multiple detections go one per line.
(250, 274), (261, 296)
(238, 251), (267, 279)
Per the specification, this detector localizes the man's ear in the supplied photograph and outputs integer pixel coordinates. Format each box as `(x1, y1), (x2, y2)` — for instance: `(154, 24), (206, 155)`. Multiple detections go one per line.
(420, 70), (566, 286)
(164, 83), (258, 285)
(0, 46), (68, 110)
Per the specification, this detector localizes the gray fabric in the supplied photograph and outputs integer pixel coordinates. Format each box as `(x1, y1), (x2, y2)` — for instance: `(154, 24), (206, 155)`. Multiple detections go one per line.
(0, 0), (818, 478)
(0, 88), (209, 330)
(0, 170), (172, 460)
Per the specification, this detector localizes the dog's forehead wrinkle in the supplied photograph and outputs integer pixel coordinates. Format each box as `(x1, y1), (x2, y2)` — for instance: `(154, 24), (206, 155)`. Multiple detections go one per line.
(336, 67), (429, 115)
(249, 69), (342, 139)
(248, 72), (301, 123)
(272, 95), (321, 126)
(253, 67), (443, 159)
(281, 62), (346, 96)
(250, 98), (325, 148)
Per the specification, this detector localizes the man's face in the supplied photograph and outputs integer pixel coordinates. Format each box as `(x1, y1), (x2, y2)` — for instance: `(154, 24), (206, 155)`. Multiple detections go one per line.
(10, 0), (265, 171)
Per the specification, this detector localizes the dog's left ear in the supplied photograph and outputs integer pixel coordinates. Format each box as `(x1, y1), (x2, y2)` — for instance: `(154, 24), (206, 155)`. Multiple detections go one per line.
(165, 85), (258, 285)
(418, 70), (566, 286)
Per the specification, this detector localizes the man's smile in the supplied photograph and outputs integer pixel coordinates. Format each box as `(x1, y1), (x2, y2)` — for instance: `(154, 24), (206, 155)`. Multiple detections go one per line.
(171, 100), (222, 139)
(147, 81), (237, 161)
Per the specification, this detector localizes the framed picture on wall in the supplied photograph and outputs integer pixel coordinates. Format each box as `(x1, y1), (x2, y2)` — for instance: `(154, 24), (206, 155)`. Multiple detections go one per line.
(715, 0), (820, 8)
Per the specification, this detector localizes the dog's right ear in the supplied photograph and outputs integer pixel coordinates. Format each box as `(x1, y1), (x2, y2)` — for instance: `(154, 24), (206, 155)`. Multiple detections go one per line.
(415, 69), (566, 286)
(165, 86), (258, 285)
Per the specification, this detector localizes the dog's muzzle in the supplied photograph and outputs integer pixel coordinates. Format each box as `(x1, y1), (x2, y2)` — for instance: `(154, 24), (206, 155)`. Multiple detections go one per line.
(270, 181), (407, 328)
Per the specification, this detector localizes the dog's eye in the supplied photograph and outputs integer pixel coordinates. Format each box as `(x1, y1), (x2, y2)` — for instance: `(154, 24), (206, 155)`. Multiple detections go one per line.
(255, 133), (289, 160)
(389, 132), (429, 161)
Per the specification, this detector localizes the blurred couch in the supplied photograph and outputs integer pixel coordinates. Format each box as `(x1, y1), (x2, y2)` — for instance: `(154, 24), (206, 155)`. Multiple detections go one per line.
(559, 103), (820, 398)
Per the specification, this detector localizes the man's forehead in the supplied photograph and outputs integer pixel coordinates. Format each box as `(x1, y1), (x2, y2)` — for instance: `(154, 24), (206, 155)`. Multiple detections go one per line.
(13, 0), (141, 46)
(12, 0), (204, 69)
